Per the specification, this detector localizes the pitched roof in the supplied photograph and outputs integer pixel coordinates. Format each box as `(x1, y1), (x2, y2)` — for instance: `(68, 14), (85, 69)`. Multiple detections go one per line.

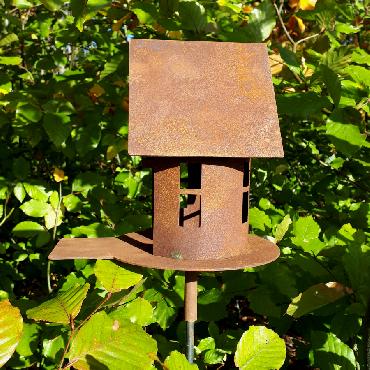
(128, 39), (283, 158)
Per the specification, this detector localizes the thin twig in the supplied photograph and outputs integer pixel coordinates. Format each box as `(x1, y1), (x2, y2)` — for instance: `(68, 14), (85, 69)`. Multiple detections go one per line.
(75, 292), (112, 332)
(58, 292), (112, 369)
(295, 32), (322, 46)
(0, 207), (15, 227)
(273, 1), (295, 46)
(105, 277), (147, 308)
(58, 316), (75, 370)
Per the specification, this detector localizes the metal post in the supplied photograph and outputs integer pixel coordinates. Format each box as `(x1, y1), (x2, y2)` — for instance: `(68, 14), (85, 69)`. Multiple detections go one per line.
(185, 271), (198, 363)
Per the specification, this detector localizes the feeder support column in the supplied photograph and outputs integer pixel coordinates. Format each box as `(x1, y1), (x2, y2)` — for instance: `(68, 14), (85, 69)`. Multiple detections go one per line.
(185, 271), (198, 363)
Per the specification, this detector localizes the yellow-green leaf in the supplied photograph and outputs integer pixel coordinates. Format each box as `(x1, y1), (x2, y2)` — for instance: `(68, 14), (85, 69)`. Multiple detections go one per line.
(68, 311), (157, 370)
(27, 283), (89, 324)
(235, 326), (286, 370)
(94, 260), (142, 293)
(0, 300), (23, 367)
(164, 351), (199, 369)
(286, 282), (350, 318)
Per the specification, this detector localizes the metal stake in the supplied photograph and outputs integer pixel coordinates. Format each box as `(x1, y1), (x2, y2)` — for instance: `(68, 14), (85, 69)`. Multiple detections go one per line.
(185, 271), (198, 363)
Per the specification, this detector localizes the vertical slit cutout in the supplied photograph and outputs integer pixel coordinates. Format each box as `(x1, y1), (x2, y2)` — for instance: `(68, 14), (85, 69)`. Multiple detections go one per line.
(243, 160), (250, 187)
(180, 163), (201, 189)
(242, 192), (249, 223)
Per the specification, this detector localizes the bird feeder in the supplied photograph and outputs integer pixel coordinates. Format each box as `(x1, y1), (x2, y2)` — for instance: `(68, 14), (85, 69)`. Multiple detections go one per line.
(49, 39), (284, 363)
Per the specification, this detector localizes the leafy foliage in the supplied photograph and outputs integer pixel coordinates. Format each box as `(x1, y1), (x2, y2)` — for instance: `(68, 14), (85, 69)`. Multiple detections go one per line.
(235, 326), (286, 369)
(0, 0), (368, 368)
(0, 300), (23, 366)
(26, 283), (90, 324)
(68, 312), (157, 370)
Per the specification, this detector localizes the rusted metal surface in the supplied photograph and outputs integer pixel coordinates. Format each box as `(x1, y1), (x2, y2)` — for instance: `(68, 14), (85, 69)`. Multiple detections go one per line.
(49, 232), (280, 271)
(129, 39), (283, 158)
(152, 158), (251, 260)
(185, 272), (198, 322)
(49, 39), (283, 272)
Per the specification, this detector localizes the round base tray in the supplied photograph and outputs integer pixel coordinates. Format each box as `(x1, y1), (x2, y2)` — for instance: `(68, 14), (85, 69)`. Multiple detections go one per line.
(49, 232), (279, 271)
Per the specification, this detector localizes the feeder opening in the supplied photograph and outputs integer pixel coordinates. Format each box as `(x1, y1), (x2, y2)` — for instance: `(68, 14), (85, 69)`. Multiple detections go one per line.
(242, 192), (249, 224)
(243, 160), (250, 187)
(180, 162), (201, 189)
(179, 194), (201, 227)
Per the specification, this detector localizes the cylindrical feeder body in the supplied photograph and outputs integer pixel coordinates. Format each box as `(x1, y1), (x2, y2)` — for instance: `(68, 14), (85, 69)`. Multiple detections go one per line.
(152, 157), (251, 260)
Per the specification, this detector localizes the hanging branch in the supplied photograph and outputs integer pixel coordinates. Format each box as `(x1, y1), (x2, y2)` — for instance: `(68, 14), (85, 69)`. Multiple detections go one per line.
(273, 0), (322, 53)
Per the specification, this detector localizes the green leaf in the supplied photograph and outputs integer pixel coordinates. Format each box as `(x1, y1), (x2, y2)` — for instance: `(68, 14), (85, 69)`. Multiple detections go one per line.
(15, 322), (39, 357)
(17, 103), (43, 122)
(71, 222), (114, 237)
(44, 203), (63, 230)
(249, 207), (271, 232)
(40, 0), (64, 11)
(291, 216), (325, 255)
(351, 48), (370, 66)
(132, 3), (158, 25)
(43, 112), (71, 147)
(277, 92), (331, 118)
(310, 331), (356, 369)
(247, 287), (281, 318)
(234, 326), (286, 370)
(0, 73), (12, 94)
(75, 124), (101, 156)
(274, 215), (292, 243)
(94, 260), (143, 293)
(109, 298), (153, 326)
(164, 351), (199, 369)
(279, 47), (301, 76)
(42, 335), (65, 361)
(320, 65), (341, 106)
(286, 282), (348, 318)
(23, 183), (49, 202)
(100, 54), (125, 79)
(335, 22), (360, 34)
(63, 194), (82, 212)
(0, 33), (18, 47)
(204, 349), (226, 364)
(71, 0), (110, 32)
(0, 56), (22, 65)
(326, 112), (366, 156)
(68, 311), (157, 370)
(12, 157), (30, 179)
(178, 1), (207, 32)
(72, 172), (105, 196)
(159, 0), (179, 16)
(243, 0), (276, 42)
(27, 283), (90, 324)
(20, 199), (49, 217)
(0, 300), (23, 367)
(345, 65), (370, 87)
(154, 300), (177, 330)
(12, 221), (50, 246)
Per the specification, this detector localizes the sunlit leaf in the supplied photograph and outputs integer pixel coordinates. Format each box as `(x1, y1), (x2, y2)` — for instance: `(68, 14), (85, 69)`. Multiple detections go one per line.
(286, 282), (350, 318)
(68, 311), (157, 370)
(27, 284), (90, 324)
(164, 351), (199, 369)
(0, 300), (23, 367)
(235, 326), (286, 369)
(94, 260), (143, 293)
(291, 216), (325, 255)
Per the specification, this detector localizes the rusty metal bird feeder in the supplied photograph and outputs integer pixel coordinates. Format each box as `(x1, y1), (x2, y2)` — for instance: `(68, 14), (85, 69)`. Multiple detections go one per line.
(50, 39), (284, 363)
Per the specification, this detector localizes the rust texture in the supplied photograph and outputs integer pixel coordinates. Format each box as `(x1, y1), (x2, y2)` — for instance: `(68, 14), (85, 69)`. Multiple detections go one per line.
(153, 158), (251, 260)
(49, 39), (283, 272)
(185, 272), (198, 322)
(49, 232), (280, 271)
(129, 39), (283, 158)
